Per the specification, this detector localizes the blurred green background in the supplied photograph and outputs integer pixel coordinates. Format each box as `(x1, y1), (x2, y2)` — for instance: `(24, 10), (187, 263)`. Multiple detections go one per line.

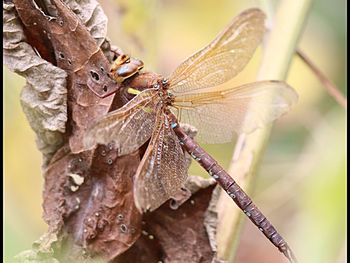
(4, 0), (346, 263)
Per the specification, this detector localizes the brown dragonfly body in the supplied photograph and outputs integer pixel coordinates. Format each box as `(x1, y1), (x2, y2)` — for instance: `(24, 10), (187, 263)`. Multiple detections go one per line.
(171, 118), (294, 260)
(85, 8), (298, 262)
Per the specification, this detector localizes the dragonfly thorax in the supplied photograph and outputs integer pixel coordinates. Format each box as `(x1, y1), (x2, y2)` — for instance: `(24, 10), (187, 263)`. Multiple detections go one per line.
(153, 78), (169, 89)
(165, 91), (175, 106)
(153, 78), (174, 105)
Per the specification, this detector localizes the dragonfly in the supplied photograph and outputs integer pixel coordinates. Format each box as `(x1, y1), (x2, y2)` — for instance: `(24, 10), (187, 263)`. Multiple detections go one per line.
(84, 8), (298, 262)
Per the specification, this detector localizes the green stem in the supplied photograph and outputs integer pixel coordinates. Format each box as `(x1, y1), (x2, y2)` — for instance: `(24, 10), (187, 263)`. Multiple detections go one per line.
(216, 0), (313, 261)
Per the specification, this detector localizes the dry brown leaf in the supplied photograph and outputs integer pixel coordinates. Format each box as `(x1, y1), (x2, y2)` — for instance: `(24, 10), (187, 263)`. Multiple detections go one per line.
(3, 1), (67, 165)
(41, 144), (142, 262)
(11, 0), (121, 156)
(7, 1), (223, 262)
(114, 176), (220, 263)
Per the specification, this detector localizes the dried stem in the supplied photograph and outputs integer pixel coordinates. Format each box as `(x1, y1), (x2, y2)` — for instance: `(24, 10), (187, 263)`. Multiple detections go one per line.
(296, 48), (347, 109)
(216, 0), (313, 261)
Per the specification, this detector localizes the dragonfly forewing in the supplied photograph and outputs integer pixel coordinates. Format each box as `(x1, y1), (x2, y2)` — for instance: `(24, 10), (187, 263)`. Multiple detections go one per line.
(168, 8), (266, 95)
(173, 80), (298, 144)
(84, 88), (160, 156)
(134, 112), (187, 212)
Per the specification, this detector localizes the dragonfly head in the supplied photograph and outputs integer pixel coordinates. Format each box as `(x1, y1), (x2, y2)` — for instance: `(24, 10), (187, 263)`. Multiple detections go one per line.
(110, 54), (144, 83)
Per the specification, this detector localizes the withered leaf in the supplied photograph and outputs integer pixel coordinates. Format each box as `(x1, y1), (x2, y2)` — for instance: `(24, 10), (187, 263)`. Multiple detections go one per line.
(7, 0), (144, 261)
(42, 143), (142, 262)
(115, 176), (219, 263)
(63, 0), (108, 46)
(3, 1), (67, 165)
(7, 1), (224, 262)
(12, 0), (121, 154)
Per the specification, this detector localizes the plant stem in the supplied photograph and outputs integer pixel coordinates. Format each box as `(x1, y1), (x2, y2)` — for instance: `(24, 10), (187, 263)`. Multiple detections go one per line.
(216, 0), (313, 261)
(296, 49), (347, 109)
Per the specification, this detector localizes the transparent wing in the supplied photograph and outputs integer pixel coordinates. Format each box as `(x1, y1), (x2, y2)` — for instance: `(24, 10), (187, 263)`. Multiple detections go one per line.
(83, 89), (160, 156)
(172, 81), (298, 144)
(168, 8), (266, 94)
(134, 113), (187, 212)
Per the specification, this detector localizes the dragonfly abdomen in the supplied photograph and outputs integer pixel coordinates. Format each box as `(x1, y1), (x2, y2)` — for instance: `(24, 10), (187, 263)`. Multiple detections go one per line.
(172, 124), (295, 261)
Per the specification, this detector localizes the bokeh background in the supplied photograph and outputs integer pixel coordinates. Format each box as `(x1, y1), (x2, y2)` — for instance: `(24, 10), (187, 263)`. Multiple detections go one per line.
(4, 0), (346, 262)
